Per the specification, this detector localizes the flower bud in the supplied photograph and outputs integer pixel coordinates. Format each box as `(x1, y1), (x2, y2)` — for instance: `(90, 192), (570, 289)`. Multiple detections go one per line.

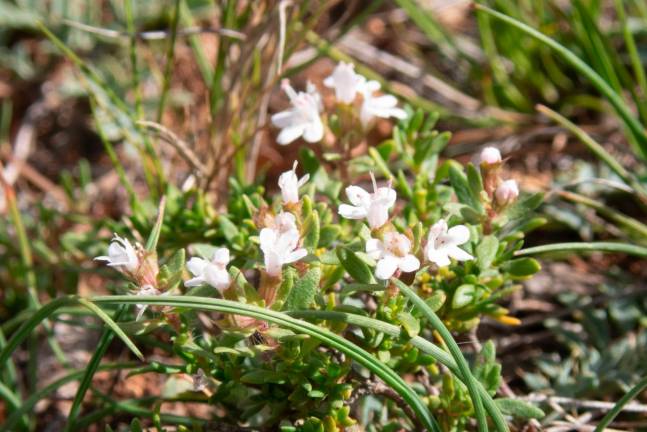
(495, 179), (519, 206)
(480, 147), (502, 165)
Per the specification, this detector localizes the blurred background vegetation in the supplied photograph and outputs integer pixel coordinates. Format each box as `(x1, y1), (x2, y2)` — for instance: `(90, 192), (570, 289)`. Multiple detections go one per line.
(1, 0), (647, 430)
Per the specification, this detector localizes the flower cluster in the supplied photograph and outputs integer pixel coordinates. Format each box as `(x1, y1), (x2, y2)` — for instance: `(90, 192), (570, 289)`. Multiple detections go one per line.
(479, 146), (519, 209)
(338, 173), (473, 280)
(271, 62), (407, 145)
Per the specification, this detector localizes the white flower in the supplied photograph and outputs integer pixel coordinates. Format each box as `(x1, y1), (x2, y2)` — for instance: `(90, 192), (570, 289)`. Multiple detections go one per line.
(359, 80), (407, 126)
(192, 368), (208, 392)
(134, 284), (162, 321)
(271, 79), (324, 145)
(338, 173), (396, 229)
(278, 161), (309, 205)
(480, 147), (502, 165)
(95, 234), (139, 272)
(366, 232), (420, 280)
(185, 247), (231, 291)
(323, 61), (366, 104)
(495, 179), (519, 206)
(260, 213), (307, 277)
(271, 211), (298, 233)
(425, 219), (473, 267)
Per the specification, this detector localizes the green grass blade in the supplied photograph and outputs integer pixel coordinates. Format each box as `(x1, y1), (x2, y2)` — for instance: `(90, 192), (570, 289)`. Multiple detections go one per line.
(90, 295), (440, 431)
(558, 190), (647, 240)
(0, 297), (77, 370)
(536, 104), (647, 202)
(77, 299), (143, 360)
(156, 0), (181, 122)
(145, 195), (166, 252)
(474, 4), (647, 159)
(1, 176), (68, 369)
(124, 0), (166, 195)
(0, 363), (139, 432)
(615, 0), (647, 123)
(515, 242), (647, 257)
(0, 381), (27, 430)
(392, 279), (489, 432)
(594, 375), (647, 432)
(64, 305), (127, 432)
(289, 309), (509, 432)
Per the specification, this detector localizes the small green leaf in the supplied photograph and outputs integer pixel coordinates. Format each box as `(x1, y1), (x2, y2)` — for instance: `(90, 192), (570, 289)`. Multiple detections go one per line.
(495, 398), (545, 419)
(452, 284), (476, 309)
(240, 370), (287, 384)
(303, 211), (320, 251)
(425, 291), (446, 312)
(449, 163), (483, 213)
(477, 236), (499, 270)
(502, 258), (541, 279)
(282, 265), (321, 311)
(307, 390), (326, 399)
(336, 248), (375, 284)
(397, 311), (420, 337)
(157, 248), (185, 291)
(218, 215), (239, 243)
(319, 225), (341, 247)
(466, 163), (484, 198)
(272, 267), (295, 311)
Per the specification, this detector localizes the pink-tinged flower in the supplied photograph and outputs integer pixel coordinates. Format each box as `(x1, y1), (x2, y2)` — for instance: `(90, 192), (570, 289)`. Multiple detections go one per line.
(185, 247), (231, 291)
(366, 232), (420, 280)
(480, 147), (502, 165)
(260, 213), (307, 277)
(95, 234), (139, 272)
(278, 161), (309, 204)
(271, 80), (323, 145)
(425, 219), (473, 267)
(323, 61), (366, 104)
(495, 179), (519, 206)
(338, 173), (396, 229)
(359, 80), (407, 126)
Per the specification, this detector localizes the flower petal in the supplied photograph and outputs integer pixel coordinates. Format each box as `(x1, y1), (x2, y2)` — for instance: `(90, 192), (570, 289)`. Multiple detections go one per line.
(365, 238), (383, 260)
(276, 125), (305, 145)
(264, 250), (282, 277)
(399, 254), (420, 273)
(338, 204), (367, 220)
(205, 266), (231, 290)
(426, 248), (451, 267)
(375, 256), (399, 280)
(284, 247), (307, 265)
(212, 248), (230, 265)
(345, 185), (371, 207)
(186, 257), (208, 277)
(446, 225), (470, 246)
(259, 228), (278, 252)
(184, 276), (206, 288)
(302, 118), (324, 143)
(271, 110), (297, 128)
(446, 245), (474, 262)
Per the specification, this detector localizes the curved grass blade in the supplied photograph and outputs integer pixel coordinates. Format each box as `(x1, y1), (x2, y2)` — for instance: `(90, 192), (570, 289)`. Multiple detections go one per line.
(536, 104), (647, 202)
(290, 309), (509, 432)
(0, 363), (139, 432)
(392, 279), (489, 432)
(474, 4), (647, 159)
(594, 375), (647, 432)
(90, 295), (440, 431)
(515, 242), (647, 258)
(145, 195), (166, 251)
(64, 305), (127, 432)
(0, 381), (26, 429)
(77, 299), (143, 360)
